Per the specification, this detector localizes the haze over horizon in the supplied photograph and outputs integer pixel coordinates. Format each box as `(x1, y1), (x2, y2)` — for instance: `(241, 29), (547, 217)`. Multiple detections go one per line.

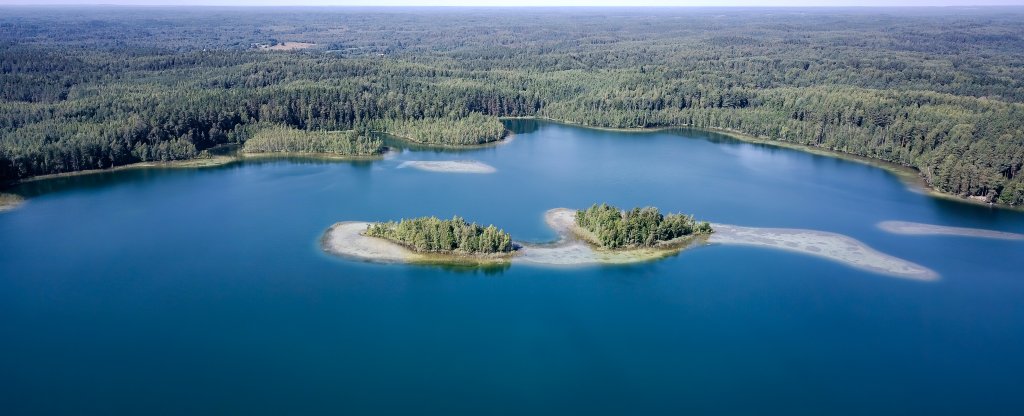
(5, 0), (1024, 7)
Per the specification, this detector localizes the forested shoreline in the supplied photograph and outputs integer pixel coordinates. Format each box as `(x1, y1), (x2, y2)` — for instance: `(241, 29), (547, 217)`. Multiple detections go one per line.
(2, 7), (1024, 205)
(240, 124), (384, 156)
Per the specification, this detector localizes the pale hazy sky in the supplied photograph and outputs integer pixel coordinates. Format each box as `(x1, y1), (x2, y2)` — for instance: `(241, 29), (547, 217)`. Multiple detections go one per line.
(4, 0), (1024, 6)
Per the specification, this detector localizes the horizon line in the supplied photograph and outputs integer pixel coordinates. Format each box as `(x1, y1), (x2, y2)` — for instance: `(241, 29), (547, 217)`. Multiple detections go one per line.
(4, 3), (1024, 7)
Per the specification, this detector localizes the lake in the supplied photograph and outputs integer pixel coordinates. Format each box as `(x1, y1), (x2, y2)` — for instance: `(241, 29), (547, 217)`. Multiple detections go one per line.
(1, 120), (1023, 415)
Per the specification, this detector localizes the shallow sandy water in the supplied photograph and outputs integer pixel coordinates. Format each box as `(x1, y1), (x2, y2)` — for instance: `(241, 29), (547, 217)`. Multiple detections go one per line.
(878, 220), (1024, 241)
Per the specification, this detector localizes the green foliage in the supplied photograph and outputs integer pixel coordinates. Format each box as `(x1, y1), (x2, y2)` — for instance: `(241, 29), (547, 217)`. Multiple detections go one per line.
(241, 124), (383, 155)
(575, 204), (712, 249)
(1, 8), (1023, 206)
(365, 216), (514, 255)
(375, 113), (506, 146)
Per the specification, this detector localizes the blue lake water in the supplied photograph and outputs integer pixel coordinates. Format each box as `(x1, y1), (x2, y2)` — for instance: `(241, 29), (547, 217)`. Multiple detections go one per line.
(1, 120), (1023, 415)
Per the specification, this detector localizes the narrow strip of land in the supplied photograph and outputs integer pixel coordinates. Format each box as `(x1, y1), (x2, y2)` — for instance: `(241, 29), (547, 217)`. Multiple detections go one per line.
(878, 221), (1024, 240)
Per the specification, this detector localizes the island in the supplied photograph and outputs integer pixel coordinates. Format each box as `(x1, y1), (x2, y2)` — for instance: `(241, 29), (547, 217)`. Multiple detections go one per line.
(323, 205), (938, 281)
(321, 205), (713, 266)
(515, 206), (716, 265)
(323, 216), (517, 265)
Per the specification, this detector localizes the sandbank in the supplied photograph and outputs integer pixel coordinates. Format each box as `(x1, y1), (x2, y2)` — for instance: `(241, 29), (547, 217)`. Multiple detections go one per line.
(708, 223), (937, 281)
(397, 160), (497, 174)
(878, 221), (1024, 240)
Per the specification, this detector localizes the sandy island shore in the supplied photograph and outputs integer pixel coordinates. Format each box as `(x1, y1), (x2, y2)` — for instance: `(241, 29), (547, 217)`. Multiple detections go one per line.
(322, 208), (937, 280)
(397, 160), (497, 174)
(878, 221), (1024, 240)
(514, 208), (707, 265)
(321, 222), (515, 265)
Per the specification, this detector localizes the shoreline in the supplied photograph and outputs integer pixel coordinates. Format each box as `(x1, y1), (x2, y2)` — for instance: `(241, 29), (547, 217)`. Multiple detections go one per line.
(4, 118), (1016, 212)
(240, 151), (385, 162)
(6, 150), (389, 189)
(502, 116), (1020, 212)
(11, 155), (239, 185)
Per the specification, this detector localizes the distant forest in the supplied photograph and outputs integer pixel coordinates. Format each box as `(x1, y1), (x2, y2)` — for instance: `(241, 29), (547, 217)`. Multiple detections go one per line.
(1, 7), (1023, 205)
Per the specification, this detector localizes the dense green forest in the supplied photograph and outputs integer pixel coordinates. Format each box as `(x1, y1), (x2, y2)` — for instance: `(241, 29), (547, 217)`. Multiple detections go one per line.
(366, 216), (514, 255)
(575, 204), (713, 249)
(241, 124), (383, 155)
(2, 7), (1024, 205)
(373, 113), (506, 146)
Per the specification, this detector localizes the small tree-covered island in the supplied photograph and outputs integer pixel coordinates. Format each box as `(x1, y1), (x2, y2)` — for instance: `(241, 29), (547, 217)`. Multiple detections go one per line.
(322, 204), (938, 280)
(366, 216), (515, 258)
(574, 204), (714, 249)
(322, 205), (717, 266)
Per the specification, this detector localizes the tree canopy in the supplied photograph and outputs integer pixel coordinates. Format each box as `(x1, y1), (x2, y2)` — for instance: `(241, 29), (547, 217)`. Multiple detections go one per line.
(575, 204), (713, 249)
(366, 216), (514, 255)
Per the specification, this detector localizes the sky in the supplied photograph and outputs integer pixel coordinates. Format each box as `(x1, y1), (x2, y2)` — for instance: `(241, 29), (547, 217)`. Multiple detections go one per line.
(4, 0), (1024, 6)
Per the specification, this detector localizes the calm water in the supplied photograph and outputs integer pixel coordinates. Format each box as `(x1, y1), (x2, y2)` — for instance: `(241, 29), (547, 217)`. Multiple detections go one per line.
(2, 120), (1023, 415)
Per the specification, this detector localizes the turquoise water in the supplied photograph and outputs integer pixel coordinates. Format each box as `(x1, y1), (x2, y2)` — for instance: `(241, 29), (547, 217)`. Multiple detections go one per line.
(1, 120), (1023, 415)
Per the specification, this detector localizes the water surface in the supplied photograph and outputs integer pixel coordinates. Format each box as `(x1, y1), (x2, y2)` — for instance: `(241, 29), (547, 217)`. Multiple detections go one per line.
(1, 120), (1023, 415)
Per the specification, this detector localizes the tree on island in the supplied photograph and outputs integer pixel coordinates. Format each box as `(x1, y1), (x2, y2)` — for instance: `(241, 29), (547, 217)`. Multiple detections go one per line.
(575, 204), (712, 249)
(366, 216), (513, 254)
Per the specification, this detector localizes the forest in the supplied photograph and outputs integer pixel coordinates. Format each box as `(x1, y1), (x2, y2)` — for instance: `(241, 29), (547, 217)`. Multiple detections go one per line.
(575, 204), (713, 249)
(365, 216), (514, 255)
(241, 124), (383, 156)
(1, 7), (1024, 205)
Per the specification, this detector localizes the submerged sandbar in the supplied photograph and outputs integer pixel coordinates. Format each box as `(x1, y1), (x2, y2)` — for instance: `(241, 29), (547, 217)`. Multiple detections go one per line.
(708, 223), (937, 281)
(397, 160), (496, 174)
(878, 221), (1024, 241)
